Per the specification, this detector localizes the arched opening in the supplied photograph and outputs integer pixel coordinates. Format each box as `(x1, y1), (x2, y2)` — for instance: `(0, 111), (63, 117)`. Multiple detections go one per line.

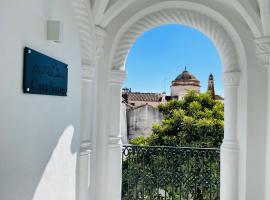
(121, 24), (224, 199)
(105, 5), (245, 200)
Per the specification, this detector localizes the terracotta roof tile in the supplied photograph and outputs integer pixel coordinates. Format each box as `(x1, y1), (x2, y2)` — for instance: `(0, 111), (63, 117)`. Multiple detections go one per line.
(123, 92), (162, 102)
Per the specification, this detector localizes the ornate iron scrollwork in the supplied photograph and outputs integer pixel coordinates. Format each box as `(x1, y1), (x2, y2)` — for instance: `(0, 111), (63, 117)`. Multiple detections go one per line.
(122, 145), (220, 200)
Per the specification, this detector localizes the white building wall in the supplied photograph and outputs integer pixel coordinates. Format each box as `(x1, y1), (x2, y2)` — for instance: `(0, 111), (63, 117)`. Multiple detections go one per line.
(0, 1), (81, 200)
(121, 102), (128, 144)
(128, 100), (161, 107)
(127, 105), (163, 139)
(171, 84), (200, 99)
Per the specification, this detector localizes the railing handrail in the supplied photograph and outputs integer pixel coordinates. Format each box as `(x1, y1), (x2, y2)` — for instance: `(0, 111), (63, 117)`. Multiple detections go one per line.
(122, 144), (220, 151)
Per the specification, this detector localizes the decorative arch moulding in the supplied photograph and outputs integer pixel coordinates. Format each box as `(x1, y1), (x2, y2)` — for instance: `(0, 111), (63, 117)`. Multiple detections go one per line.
(111, 8), (241, 74)
(222, 71), (241, 87)
(110, 69), (127, 85)
(82, 64), (96, 80)
(72, 0), (95, 66)
(254, 36), (270, 68)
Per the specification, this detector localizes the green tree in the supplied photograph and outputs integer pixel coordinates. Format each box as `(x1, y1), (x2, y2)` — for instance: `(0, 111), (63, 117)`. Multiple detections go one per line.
(126, 91), (223, 200)
(131, 90), (224, 148)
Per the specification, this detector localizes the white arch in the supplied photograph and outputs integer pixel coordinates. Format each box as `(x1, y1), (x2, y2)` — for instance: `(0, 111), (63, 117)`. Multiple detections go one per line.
(109, 1), (247, 75)
(106, 2), (247, 200)
(99, 1), (262, 37)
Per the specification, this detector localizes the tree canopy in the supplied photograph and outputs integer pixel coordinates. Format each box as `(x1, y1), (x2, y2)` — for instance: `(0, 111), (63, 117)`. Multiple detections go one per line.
(130, 90), (224, 148)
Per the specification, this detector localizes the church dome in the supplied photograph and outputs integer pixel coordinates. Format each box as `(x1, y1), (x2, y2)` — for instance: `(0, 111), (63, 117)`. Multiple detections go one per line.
(171, 68), (200, 88)
(174, 69), (199, 82)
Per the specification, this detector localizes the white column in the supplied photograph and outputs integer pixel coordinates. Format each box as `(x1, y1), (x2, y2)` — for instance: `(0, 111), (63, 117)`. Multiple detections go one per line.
(221, 71), (241, 200)
(78, 24), (106, 200)
(78, 142), (92, 200)
(78, 64), (97, 200)
(92, 26), (108, 200)
(107, 69), (127, 200)
(255, 36), (270, 200)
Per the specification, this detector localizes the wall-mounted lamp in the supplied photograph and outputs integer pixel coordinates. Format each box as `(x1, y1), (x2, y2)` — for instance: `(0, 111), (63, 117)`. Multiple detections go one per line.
(47, 20), (63, 43)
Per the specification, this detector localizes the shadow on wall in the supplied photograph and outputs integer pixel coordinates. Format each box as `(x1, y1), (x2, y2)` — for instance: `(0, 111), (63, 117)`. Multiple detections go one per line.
(0, 124), (79, 200)
(0, 0), (82, 199)
(32, 125), (78, 200)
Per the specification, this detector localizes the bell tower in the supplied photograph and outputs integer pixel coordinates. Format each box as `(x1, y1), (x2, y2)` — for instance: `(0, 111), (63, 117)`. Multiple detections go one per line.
(207, 73), (215, 98)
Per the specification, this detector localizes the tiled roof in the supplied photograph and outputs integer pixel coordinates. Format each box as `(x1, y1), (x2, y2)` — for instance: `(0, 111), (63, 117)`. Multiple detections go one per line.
(174, 70), (199, 82)
(127, 103), (156, 111)
(122, 92), (223, 102)
(215, 95), (224, 100)
(123, 92), (162, 102)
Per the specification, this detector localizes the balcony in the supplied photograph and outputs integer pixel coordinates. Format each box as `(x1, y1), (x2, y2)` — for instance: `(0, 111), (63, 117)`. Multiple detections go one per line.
(122, 145), (220, 200)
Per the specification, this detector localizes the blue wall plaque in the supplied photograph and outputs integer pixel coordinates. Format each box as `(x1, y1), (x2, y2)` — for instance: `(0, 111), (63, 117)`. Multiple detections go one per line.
(23, 47), (68, 96)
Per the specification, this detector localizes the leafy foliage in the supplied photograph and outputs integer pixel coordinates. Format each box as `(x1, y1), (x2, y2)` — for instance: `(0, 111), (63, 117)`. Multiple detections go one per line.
(125, 91), (223, 200)
(129, 136), (148, 145)
(130, 90), (224, 148)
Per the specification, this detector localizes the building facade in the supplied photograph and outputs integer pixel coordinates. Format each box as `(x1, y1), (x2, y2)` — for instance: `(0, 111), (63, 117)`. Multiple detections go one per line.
(126, 104), (163, 140)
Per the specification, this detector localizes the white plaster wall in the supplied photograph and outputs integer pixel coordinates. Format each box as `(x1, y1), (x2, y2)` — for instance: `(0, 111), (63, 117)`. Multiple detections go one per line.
(243, 34), (267, 200)
(0, 1), (81, 200)
(127, 105), (163, 139)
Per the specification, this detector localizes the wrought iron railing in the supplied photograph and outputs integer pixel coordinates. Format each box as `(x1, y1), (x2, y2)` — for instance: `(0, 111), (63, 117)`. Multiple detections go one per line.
(122, 145), (220, 200)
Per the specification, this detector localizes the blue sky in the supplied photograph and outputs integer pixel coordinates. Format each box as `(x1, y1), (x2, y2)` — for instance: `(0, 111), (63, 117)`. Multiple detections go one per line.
(124, 24), (224, 96)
